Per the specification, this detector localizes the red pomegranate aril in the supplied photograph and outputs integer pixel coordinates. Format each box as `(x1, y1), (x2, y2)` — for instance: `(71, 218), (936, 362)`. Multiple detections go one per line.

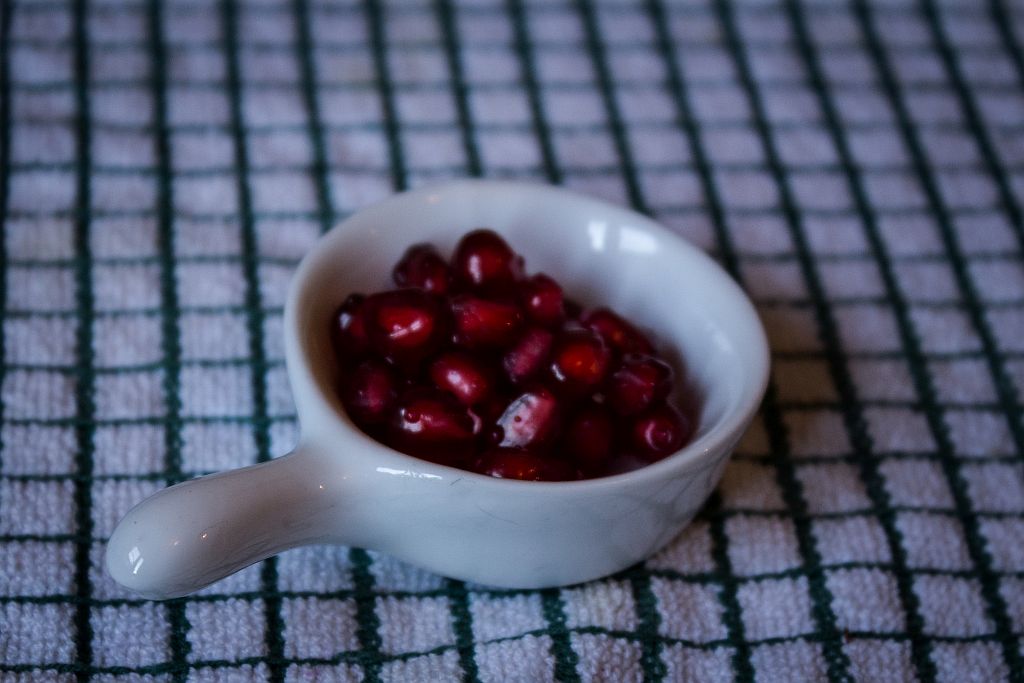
(583, 308), (655, 355)
(450, 295), (523, 349)
(475, 448), (575, 482)
(363, 288), (448, 365)
(334, 229), (696, 480)
(563, 403), (614, 472)
(341, 359), (398, 427)
(503, 327), (553, 385)
(386, 388), (475, 463)
(607, 354), (674, 416)
(333, 293), (370, 361)
(629, 403), (692, 462)
(393, 243), (452, 294)
(549, 328), (612, 394)
(429, 351), (494, 406)
(520, 273), (564, 327)
(494, 386), (562, 451)
(452, 229), (524, 290)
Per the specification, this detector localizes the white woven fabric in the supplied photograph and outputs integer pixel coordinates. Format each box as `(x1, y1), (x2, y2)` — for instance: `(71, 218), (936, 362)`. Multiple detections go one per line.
(2, 0), (1024, 681)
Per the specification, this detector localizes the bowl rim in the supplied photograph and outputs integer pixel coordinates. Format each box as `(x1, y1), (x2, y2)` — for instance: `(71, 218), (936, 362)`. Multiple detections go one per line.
(285, 179), (770, 492)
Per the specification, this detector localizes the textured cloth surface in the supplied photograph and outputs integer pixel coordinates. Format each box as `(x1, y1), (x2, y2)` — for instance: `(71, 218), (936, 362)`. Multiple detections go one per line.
(3, 0), (1024, 681)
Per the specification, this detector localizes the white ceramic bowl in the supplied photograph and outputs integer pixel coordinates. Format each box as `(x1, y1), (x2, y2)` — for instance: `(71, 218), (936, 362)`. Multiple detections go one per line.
(106, 180), (769, 599)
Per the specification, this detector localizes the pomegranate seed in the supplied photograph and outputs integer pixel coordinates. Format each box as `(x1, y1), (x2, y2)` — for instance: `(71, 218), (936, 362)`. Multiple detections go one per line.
(628, 403), (692, 462)
(583, 308), (654, 355)
(452, 229), (524, 290)
(494, 386), (562, 452)
(563, 403), (614, 472)
(333, 293), (369, 361)
(450, 295), (523, 349)
(520, 273), (564, 327)
(386, 388), (475, 464)
(475, 448), (575, 482)
(549, 328), (611, 394)
(341, 359), (398, 427)
(429, 351), (494, 406)
(363, 289), (448, 365)
(607, 354), (674, 416)
(393, 243), (451, 294)
(503, 327), (553, 385)
(333, 230), (695, 481)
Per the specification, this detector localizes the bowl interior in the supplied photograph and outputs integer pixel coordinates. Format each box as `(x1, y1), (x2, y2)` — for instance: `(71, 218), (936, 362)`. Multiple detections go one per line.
(287, 180), (768, 477)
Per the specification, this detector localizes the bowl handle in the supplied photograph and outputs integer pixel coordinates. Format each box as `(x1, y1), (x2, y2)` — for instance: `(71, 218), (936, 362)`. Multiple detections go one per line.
(105, 445), (340, 600)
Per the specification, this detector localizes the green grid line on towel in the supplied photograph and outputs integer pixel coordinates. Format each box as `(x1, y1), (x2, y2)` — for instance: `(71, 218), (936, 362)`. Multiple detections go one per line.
(145, 0), (193, 677)
(2, 0), (1024, 681)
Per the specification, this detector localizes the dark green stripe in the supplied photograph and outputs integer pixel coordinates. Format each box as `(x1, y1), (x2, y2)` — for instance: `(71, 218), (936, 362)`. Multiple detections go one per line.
(3, 114), (1019, 138)
(0, 378), (1019, 411)
(9, 554), (1024, 606)
(502, 9), (578, 678)
(357, 4), (411, 680)
(855, 2), (1024, 463)
(507, 0), (562, 184)
(854, 1), (1024, 678)
(628, 572), (668, 682)
(778, 1), (942, 678)
(749, 297), (1024, 310)
(22, 29), (1024, 56)
(3, 626), (1017, 677)
(3, 415), (300, 428)
(0, 361), (1006, 384)
(10, 498), (1024, 544)
(446, 579), (481, 683)
(921, 0), (1024, 234)
(640, 1), (757, 678)
(221, 0), (285, 679)
(919, 0), (1024, 454)
(365, 0), (408, 192)
(541, 589), (582, 683)
(4, 0), (1009, 19)
(21, 73), (1024, 97)
(990, 0), (1024, 95)
(147, 0), (192, 677)
(433, 2), (486, 678)
(573, 2), (672, 679)
(350, 6), (404, 680)
(4, 244), (1024, 272)
(71, 0), (97, 679)
(8, 31), (1012, 56)
(18, 436), (1024, 472)
(14, 73), (1024, 101)
(761, 376), (858, 683)
(6, 196), (1021, 225)
(0, 0), (14, 493)
(575, 0), (649, 214)
(705, 499), (756, 682)
(3, 254), (305, 268)
(0, 0), (12, 675)
(436, 0), (483, 177)
(12, 156), (1024, 179)
(349, 547), (383, 683)
(293, 0), (335, 237)
(715, 2), (858, 680)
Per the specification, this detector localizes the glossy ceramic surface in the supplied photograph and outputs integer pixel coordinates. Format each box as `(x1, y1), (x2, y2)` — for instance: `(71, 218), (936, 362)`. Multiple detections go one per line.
(105, 180), (770, 599)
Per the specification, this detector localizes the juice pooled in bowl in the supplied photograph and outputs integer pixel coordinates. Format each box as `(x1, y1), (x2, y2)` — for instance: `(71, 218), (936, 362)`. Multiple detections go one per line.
(332, 229), (695, 481)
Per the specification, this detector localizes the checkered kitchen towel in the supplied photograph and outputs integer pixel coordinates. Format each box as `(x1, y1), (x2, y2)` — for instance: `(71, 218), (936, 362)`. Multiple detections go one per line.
(3, 0), (1024, 680)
